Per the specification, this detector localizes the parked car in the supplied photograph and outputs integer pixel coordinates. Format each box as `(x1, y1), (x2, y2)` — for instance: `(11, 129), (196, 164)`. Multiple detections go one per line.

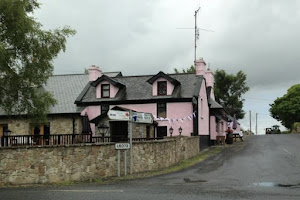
(265, 125), (281, 134)
(265, 128), (272, 134)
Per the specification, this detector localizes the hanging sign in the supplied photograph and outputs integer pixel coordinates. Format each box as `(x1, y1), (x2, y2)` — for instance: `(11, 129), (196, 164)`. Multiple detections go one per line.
(107, 110), (130, 121)
(132, 112), (153, 124)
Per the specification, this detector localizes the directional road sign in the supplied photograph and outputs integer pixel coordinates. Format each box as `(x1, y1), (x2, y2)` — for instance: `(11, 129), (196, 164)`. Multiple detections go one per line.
(107, 110), (130, 121)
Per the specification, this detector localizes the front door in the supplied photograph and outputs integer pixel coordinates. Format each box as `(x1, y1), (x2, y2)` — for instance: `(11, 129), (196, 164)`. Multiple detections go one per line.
(157, 126), (167, 139)
(110, 121), (128, 142)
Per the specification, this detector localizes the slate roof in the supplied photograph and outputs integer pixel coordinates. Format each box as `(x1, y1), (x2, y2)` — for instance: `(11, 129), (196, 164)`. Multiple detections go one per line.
(0, 72), (121, 116)
(44, 74), (89, 114)
(75, 73), (204, 105)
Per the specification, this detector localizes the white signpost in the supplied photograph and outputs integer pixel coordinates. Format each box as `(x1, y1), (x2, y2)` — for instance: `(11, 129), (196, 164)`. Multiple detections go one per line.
(107, 110), (130, 121)
(107, 110), (153, 176)
(115, 143), (130, 150)
(115, 143), (130, 177)
(132, 112), (153, 124)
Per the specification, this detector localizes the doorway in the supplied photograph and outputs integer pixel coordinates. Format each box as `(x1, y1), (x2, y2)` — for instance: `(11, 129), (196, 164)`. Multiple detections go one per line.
(109, 121), (128, 142)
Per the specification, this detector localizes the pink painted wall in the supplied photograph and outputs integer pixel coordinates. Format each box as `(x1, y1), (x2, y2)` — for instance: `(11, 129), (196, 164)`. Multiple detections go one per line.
(81, 106), (101, 135)
(152, 77), (175, 96)
(96, 81), (119, 98)
(112, 102), (193, 137)
(198, 79), (209, 135)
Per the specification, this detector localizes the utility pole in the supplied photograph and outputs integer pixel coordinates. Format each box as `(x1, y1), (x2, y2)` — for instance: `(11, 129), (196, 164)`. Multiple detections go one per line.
(249, 110), (252, 135)
(256, 113), (258, 135)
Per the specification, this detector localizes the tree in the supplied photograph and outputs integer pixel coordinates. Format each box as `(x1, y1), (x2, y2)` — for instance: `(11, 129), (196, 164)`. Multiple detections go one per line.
(214, 70), (249, 120)
(174, 66), (249, 120)
(269, 84), (300, 130)
(174, 65), (195, 74)
(0, 0), (75, 123)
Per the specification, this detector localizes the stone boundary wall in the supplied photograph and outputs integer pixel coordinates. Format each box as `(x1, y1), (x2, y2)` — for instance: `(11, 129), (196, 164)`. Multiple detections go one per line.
(0, 136), (200, 186)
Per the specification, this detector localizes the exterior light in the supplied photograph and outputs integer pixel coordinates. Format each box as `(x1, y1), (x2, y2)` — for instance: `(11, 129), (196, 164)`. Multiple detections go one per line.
(169, 127), (173, 137)
(178, 127), (182, 136)
(98, 123), (109, 142)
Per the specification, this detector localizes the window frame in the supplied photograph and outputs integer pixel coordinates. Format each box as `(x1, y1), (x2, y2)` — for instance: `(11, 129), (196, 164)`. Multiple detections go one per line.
(101, 84), (110, 98)
(157, 81), (167, 96)
(157, 102), (167, 118)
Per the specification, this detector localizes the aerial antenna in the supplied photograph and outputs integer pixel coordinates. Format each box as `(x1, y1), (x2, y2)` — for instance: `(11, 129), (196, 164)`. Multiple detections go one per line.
(194, 6), (201, 62)
(176, 6), (214, 63)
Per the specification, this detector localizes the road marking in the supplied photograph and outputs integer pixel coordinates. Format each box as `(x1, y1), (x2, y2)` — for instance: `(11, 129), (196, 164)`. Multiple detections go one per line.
(283, 148), (291, 155)
(49, 190), (123, 193)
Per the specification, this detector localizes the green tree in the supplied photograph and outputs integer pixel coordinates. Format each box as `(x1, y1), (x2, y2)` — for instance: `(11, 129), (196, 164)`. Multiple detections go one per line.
(269, 84), (300, 129)
(0, 0), (75, 123)
(174, 66), (249, 120)
(174, 65), (195, 74)
(214, 70), (249, 120)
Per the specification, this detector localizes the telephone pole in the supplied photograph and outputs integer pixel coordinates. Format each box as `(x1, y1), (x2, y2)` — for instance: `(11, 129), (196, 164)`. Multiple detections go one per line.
(256, 113), (258, 135)
(249, 110), (252, 135)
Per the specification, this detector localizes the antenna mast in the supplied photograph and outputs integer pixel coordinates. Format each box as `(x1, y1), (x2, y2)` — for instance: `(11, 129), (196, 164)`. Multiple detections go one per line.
(194, 7), (201, 62)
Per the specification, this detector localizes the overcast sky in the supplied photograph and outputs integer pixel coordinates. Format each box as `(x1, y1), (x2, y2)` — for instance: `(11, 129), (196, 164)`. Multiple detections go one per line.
(34, 0), (300, 134)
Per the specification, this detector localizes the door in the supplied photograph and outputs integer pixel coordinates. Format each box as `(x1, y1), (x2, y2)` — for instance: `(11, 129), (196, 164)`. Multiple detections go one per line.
(110, 121), (128, 142)
(157, 126), (167, 139)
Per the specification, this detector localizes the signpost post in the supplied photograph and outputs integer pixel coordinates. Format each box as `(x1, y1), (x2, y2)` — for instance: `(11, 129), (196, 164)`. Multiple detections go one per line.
(115, 143), (130, 177)
(108, 109), (154, 176)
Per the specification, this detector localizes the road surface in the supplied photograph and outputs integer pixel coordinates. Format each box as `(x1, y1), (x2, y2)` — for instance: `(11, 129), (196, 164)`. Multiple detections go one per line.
(1, 134), (300, 200)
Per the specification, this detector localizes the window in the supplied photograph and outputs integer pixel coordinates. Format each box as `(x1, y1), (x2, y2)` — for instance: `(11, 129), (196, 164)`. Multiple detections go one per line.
(101, 104), (109, 114)
(157, 81), (167, 95)
(0, 124), (8, 137)
(157, 103), (166, 118)
(101, 84), (110, 98)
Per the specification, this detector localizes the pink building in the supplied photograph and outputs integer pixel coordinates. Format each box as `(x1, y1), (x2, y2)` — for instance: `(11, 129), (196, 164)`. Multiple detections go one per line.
(75, 58), (239, 149)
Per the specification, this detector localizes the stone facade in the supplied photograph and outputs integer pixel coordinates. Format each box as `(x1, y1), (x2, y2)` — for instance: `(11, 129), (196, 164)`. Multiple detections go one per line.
(0, 114), (82, 136)
(0, 136), (200, 186)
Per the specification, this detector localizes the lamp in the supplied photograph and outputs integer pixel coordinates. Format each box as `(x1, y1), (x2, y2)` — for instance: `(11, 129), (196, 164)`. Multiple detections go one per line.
(98, 123), (109, 142)
(178, 127), (182, 136)
(169, 127), (173, 137)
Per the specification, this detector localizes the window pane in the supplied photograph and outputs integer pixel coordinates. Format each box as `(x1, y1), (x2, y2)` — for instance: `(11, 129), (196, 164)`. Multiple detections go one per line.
(102, 90), (109, 97)
(102, 85), (109, 89)
(158, 81), (167, 95)
(157, 103), (166, 118)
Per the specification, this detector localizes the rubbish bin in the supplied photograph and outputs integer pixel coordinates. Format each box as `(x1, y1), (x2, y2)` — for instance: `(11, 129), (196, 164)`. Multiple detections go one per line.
(226, 133), (233, 144)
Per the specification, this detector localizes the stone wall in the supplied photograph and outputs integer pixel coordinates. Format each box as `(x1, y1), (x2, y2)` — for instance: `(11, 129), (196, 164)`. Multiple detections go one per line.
(0, 114), (82, 136)
(0, 136), (200, 186)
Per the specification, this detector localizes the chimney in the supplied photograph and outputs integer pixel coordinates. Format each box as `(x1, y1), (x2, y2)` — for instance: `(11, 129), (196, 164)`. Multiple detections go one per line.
(88, 65), (102, 82)
(195, 58), (206, 75)
(205, 68), (214, 88)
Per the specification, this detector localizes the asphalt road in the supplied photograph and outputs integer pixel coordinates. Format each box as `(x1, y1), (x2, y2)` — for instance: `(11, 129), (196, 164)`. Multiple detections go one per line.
(1, 134), (300, 200)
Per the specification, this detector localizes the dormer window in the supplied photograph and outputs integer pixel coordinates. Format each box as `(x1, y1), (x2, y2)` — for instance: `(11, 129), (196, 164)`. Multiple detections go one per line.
(157, 81), (167, 96)
(101, 84), (110, 98)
